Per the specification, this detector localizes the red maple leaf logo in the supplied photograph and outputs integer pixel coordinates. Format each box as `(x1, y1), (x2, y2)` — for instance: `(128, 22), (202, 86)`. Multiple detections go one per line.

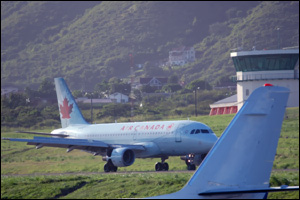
(167, 123), (175, 131)
(59, 97), (73, 119)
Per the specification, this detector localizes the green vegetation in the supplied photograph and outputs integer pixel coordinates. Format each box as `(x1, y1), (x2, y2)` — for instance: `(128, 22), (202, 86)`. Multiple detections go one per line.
(1, 2), (298, 89)
(1, 79), (60, 128)
(1, 172), (298, 199)
(1, 76), (233, 127)
(1, 173), (186, 199)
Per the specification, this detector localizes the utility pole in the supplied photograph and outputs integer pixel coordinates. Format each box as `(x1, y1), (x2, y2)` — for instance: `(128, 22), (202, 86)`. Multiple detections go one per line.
(85, 92), (93, 123)
(129, 53), (134, 118)
(90, 97), (93, 123)
(194, 87), (200, 117)
(277, 27), (280, 49)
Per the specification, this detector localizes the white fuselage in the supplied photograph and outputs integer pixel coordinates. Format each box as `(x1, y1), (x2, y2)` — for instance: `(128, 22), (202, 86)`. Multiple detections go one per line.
(51, 120), (218, 158)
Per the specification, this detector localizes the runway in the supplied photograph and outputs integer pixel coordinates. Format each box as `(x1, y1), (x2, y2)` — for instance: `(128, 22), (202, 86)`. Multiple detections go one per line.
(1, 169), (298, 177)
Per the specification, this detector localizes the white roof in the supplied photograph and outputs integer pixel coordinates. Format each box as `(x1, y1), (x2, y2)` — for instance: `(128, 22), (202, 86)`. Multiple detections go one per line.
(230, 49), (299, 57)
(209, 94), (237, 108)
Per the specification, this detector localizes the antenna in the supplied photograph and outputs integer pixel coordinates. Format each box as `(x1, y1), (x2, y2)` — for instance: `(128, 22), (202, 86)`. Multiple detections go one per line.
(277, 27), (280, 49)
(242, 36), (244, 50)
(237, 34), (239, 49)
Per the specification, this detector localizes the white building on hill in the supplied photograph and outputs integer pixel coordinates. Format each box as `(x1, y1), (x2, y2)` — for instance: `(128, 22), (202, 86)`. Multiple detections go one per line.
(168, 46), (195, 66)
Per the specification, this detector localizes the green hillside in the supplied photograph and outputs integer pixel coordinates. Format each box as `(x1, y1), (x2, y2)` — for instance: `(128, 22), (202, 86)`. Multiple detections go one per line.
(1, 1), (298, 90)
(178, 1), (299, 85)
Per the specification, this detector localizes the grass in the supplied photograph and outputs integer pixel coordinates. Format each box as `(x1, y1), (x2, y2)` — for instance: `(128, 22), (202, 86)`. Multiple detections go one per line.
(1, 172), (298, 199)
(1, 108), (299, 198)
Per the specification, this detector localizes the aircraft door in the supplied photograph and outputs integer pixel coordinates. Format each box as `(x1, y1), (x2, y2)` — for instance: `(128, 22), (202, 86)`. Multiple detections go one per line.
(133, 132), (136, 140)
(175, 124), (186, 142)
(175, 130), (181, 142)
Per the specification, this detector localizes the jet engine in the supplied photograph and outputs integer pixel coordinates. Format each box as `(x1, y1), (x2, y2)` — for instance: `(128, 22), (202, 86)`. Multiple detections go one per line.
(107, 148), (135, 167)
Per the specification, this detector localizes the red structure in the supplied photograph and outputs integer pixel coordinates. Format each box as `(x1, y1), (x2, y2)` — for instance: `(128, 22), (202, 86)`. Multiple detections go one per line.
(209, 94), (238, 116)
(209, 106), (237, 116)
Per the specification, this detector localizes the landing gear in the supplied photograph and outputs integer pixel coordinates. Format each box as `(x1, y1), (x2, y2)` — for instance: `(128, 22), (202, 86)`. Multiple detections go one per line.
(187, 163), (196, 170)
(184, 154), (198, 171)
(104, 160), (118, 172)
(103, 149), (118, 173)
(155, 156), (169, 171)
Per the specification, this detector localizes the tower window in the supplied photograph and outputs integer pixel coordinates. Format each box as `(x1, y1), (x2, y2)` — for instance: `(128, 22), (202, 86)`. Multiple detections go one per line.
(246, 89), (249, 96)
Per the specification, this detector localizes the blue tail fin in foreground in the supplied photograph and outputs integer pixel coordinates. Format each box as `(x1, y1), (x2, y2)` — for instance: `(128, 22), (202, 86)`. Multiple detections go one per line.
(54, 78), (88, 128)
(151, 85), (293, 199)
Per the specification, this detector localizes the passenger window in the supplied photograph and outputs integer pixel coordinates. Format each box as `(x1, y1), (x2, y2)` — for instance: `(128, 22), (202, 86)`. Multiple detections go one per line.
(195, 129), (200, 134)
(191, 129), (195, 134)
(201, 129), (209, 133)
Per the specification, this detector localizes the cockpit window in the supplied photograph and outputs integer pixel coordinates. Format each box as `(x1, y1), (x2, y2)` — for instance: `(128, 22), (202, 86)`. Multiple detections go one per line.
(201, 129), (209, 133)
(191, 129), (214, 134)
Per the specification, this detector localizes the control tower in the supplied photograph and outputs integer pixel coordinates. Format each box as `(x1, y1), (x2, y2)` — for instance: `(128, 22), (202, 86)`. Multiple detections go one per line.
(230, 48), (299, 110)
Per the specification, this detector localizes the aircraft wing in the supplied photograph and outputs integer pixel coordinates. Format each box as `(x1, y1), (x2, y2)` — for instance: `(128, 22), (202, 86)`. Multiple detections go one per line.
(2, 136), (145, 152)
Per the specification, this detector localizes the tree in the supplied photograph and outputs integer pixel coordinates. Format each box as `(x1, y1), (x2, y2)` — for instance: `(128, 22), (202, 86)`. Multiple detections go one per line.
(72, 90), (83, 98)
(208, 22), (231, 36)
(8, 93), (27, 109)
(141, 85), (157, 93)
(187, 79), (211, 91)
(108, 78), (131, 95)
(144, 61), (165, 76)
(38, 79), (56, 98)
(168, 74), (179, 84)
(94, 81), (109, 97)
(105, 56), (129, 77)
(25, 87), (37, 99)
(162, 84), (182, 93)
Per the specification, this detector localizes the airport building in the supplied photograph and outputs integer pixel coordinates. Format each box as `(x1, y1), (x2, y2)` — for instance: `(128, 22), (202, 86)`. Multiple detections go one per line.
(210, 48), (299, 115)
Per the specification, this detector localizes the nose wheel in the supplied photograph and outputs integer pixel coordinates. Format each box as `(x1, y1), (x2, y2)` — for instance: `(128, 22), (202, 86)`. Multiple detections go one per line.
(185, 154), (197, 170)
(187, 163), (196, 170)
(155, 156), (169, 171)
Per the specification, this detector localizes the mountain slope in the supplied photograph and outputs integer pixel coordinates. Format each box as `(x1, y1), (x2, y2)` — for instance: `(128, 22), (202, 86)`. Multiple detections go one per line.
(180, 1), (299, 86)
(1, 1), (298, 90)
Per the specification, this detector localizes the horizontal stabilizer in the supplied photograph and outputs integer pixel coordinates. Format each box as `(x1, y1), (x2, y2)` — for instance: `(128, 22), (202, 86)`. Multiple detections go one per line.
(199, 186), (299, 195)
(16, 131), (69, 138)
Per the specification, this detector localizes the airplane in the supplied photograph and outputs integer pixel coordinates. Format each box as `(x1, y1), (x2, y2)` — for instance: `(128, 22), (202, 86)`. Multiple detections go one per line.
(3, 77), (218, 172)
(147, 84), (299, 199)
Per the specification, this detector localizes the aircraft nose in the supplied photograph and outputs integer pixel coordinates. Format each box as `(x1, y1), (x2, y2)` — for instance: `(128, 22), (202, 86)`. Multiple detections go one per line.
(197, 134), (218, 150)
(208, 134), (218, 146)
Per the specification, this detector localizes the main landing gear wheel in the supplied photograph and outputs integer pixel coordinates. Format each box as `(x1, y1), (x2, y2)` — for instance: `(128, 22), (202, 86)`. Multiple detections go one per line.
(155, 162), (169, 171)
(104, 160), (118, 172)
(155, 157), (169, 171)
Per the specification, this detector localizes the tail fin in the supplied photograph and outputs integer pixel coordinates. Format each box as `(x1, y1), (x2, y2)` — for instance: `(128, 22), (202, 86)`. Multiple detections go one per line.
(155, 85), (290, 199)
(54, 77), (88, 128)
